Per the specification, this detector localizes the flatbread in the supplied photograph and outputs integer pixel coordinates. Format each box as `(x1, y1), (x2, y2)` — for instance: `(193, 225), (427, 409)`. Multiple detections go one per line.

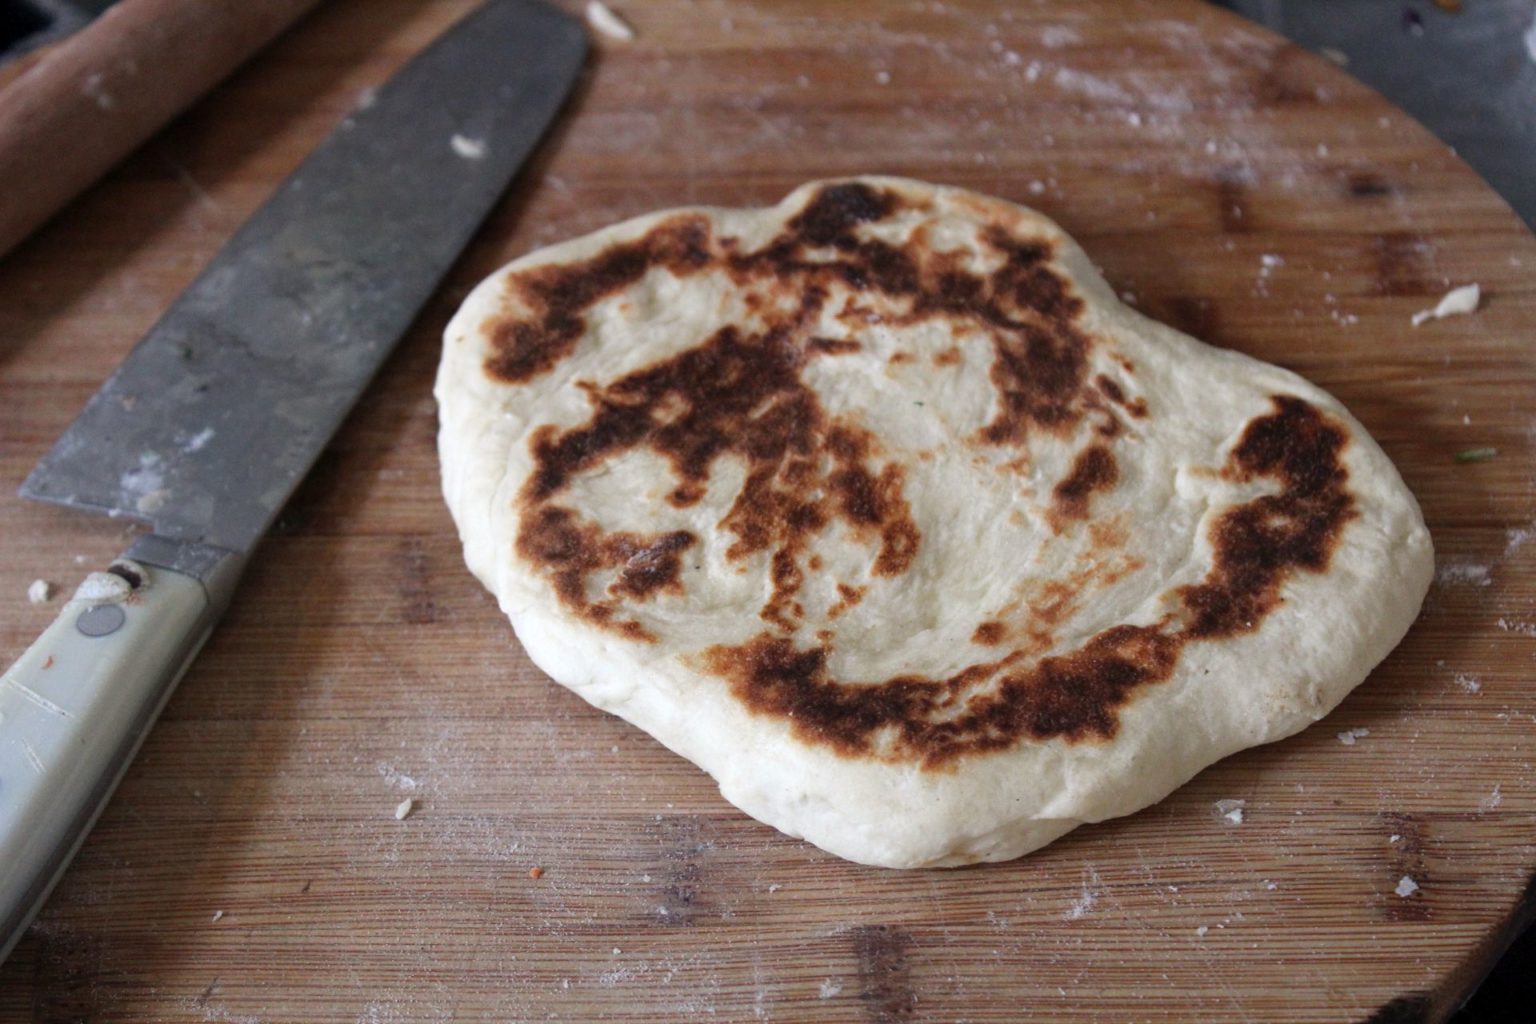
(436, 177), (1433, 868)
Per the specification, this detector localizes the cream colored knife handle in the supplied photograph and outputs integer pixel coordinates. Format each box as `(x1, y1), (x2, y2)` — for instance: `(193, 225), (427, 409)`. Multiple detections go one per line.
(0, 537), (243, 964)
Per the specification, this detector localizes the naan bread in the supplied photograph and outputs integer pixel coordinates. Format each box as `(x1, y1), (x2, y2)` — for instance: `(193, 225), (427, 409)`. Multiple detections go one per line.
(436, 177), (1432, 868)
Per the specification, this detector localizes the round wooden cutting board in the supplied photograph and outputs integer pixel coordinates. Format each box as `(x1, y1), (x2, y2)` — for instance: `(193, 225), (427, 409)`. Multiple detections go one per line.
(2, 1), (1533, 1020)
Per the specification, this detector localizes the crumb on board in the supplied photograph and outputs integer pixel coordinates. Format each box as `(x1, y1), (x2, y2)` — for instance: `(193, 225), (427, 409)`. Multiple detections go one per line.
(1337, 727), (1371, 746)
(1455, 447), (1497, 464)
(211, 910), (224, 922)
(1411, 283), (1480, 326)
(529, 866), (544, 880)
(586, 1), (636, 40)
(394, 798), (416, 820)
(767, 883), (782, 893)
(819, 979), (843, 999)
(27, 579), (51, 604)
(1214, 798), (1246, 825)
(1395, 875), (1420, 898)
(450, 134), (487, 160)
(1195, 925), (1209, 938)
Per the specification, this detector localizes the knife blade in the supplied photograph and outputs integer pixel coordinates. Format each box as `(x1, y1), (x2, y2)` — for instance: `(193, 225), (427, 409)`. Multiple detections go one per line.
(0, 0), (586, 963)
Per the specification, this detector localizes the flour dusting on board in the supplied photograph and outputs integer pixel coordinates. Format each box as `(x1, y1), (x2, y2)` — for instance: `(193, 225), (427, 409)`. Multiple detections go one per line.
(376, 763), (421, 792)
(1435, 560), (1492, 588)
(1063, 868), (1102, 920)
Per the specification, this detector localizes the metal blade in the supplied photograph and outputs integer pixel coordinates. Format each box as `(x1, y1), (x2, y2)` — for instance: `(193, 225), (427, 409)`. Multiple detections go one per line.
(21, 0), (586, 554)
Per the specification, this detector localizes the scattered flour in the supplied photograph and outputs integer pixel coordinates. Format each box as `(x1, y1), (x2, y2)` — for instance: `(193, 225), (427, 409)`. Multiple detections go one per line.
(121, 452), (168, 516)
(450, 135), (487, 160)
(1214, 798), (1246, 825)
(1051, 67), (1133, 105)
(598, 961), (651, 987)
(377, 764), (419, 792)
(1039, 25), (1082, 49)
(586, 0), (636, 40)
(1411, 283), (1480, 327)
(182, 427), (215, 453)
(818, 978), (843, 999)
(1479, 785), (1503, 812)
(1435, 560), (1492, 588)
(1336, 727), (1370, 746)
(1497, 618), (1536, 638)
(1455, 673), (1482, 694)
(1063, 868), (1101, 920)
(81, 72), (116, 110)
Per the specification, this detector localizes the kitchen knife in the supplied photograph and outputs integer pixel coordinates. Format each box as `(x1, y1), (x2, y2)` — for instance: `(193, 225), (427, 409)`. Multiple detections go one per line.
(0, 0), (586, 963)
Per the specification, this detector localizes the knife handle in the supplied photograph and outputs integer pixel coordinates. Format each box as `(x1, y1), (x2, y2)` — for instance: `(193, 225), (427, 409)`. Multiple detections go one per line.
(0, 537), (243, 964)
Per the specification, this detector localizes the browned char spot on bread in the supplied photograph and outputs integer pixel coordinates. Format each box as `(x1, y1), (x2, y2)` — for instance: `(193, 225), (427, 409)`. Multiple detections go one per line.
(489, 184), (1355, 766)
(972, 621), (1006, 645)
(485, 215), (713, 383)
(703, 397), (1355, 767)
(1051, 444), (1119, 525)
(501, 181), (1100, 642)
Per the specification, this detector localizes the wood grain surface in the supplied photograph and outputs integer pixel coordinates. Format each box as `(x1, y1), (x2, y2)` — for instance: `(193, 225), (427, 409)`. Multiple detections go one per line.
(2, 1), (1534, 1021)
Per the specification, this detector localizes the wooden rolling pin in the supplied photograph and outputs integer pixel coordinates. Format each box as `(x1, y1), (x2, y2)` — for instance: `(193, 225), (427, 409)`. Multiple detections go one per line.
(0, 0), (323, 259)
